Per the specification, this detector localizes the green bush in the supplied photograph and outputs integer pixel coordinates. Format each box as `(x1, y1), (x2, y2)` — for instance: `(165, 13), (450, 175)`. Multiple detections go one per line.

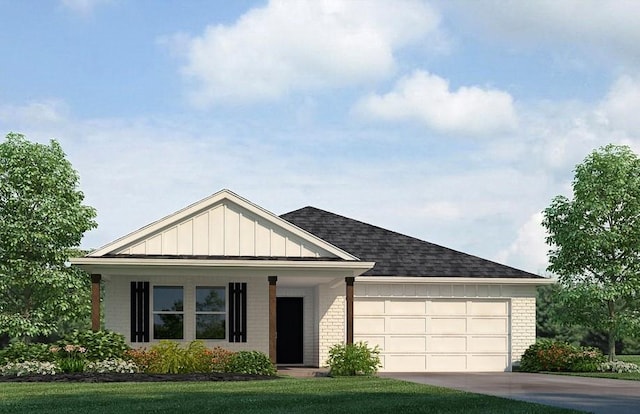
(520, 339), (605, 372)
(0, 342), (55, 364)
(143, 340), (215, 374)
(60, 330), (130, 361)
(226, 351), (276, 376)
(326, 342), (381, 376)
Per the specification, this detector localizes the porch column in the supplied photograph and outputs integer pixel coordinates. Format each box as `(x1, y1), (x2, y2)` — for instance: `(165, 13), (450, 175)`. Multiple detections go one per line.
(91, 274), (101, 332)
(346, 277), (354, 345)
(268, 276), (278, 363)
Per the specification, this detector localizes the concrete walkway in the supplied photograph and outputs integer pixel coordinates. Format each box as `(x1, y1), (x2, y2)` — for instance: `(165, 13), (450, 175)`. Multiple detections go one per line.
(382, 372), (640, 414)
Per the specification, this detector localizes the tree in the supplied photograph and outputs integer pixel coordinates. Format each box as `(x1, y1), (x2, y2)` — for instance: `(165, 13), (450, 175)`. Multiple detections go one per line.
(0, 133), (97, 341)
(543, 144), (640, 361)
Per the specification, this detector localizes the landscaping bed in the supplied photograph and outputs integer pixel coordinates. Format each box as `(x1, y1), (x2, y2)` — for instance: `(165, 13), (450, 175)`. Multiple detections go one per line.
(0, 372), (276, 383)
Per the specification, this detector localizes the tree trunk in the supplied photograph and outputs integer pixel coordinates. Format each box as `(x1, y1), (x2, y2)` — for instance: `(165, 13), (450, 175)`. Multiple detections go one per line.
(608, 330), (616, 361)
(607, 300), (616, 361)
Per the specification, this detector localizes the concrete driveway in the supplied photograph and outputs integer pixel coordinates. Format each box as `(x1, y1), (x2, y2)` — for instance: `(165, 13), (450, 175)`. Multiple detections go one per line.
(382, 372), (640, 414)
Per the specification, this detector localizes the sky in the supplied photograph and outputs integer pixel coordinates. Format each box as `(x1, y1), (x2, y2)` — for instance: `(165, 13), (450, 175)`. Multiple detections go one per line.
(2, 0), (640, 276)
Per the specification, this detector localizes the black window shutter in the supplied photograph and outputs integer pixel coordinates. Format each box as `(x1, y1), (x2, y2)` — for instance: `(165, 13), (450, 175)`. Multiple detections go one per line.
(228, 282), (247, 342)
(130, 281), (150, 342)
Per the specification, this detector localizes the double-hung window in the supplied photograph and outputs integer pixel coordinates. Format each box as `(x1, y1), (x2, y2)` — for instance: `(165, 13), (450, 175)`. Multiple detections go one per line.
(196, 286), (226, 339)
(153, 286), (184, 339)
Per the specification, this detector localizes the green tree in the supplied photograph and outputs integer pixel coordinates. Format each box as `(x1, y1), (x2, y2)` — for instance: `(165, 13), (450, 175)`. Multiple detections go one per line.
(542, 144), (640, 361)
(0, 133), (97, 340)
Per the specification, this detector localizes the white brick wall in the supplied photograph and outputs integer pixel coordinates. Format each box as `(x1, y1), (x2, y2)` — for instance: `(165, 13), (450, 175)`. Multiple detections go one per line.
(317, 283), (345, 367)
(510, 296), (536, 366)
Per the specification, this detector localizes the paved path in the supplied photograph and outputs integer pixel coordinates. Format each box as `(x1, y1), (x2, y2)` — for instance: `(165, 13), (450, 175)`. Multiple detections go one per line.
(382, 372), (640, 414)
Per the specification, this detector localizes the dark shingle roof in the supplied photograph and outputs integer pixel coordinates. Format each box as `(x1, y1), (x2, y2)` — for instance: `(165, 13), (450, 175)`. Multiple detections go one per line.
(281, 207), (542, 279)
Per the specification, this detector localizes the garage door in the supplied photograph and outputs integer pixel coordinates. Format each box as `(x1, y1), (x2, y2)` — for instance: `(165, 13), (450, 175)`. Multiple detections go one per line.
(354, 298), (510, 372)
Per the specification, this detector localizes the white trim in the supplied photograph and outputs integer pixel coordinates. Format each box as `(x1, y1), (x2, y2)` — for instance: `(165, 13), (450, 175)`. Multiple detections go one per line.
(355, 276), (553, 285)
(88, 189), (359, 261)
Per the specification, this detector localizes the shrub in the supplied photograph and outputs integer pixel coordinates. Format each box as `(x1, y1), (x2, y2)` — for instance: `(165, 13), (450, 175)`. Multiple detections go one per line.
(226, 351), (276, 376)
(205, 346), (235, 372)
(0, 342), (55, 364)
(520, 339), (605, 372)
(598, 360), (640, 373)
(50, 344), (87, 373)
(326, 342), (381, 376)
(61, 330), (130, 361)
(0, 361), (59, 376)
(124, 348), (159, 373)
(86, 359), (140, 374)
(129, 340), (216, 374)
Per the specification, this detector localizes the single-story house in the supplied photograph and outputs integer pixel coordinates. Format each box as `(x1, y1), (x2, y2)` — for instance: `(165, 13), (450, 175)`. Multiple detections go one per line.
(72, 189), (551, 372)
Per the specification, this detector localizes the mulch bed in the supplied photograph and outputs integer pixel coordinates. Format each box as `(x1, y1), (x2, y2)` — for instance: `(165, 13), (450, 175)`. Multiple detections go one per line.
(0, 372), (278, 383)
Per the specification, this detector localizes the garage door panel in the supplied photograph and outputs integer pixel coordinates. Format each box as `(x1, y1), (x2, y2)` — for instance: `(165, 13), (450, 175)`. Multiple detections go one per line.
(468, 354), (508, 371)
(386, 355), (427, 372)
(469, 336), (508, 352)
(357, 336), (385, 351)
(428, 336), (467, 352)
(427, 355), (467, 372)
(429, 317), (466, 334)
(354, 317), (385, 333)
(388, 317), (426, 334)
(387, 336), (426, 352)
(355, 300), (385, 314)
(386, 299), (426, 315)
(430, 301), (467, 315)
(468, 317), (508, 334)
(470, 301), (508, 316)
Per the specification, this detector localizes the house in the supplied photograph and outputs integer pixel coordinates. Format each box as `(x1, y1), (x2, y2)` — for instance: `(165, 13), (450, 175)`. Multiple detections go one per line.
(71, 189), (551, 372)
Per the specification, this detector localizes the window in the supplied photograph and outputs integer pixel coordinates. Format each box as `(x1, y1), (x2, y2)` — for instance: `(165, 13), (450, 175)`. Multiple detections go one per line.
(153, 286), (184, 339)
(196, 286), (226, 339)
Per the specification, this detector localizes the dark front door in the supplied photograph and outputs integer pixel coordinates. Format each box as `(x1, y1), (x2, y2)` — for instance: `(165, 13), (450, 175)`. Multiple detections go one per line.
(276, 297), (303, 364)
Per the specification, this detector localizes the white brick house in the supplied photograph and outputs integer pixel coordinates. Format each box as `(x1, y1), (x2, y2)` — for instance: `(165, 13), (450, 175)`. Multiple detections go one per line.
(72, 189), (551, 372)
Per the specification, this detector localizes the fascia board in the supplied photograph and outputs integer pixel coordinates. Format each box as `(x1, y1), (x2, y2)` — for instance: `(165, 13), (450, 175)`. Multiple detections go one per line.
(355, 276), (554, 285)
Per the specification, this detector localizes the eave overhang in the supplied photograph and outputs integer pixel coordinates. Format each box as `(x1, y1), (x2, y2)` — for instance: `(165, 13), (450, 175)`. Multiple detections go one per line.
(355, 276), (554, 285)
(71, 257), (376, 276)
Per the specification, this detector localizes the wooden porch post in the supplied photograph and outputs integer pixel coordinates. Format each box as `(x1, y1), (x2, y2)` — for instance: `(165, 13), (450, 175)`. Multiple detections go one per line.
(91, 274), (101, 332)
(268, 276), (278, 364)
(346, 277), (354, 345)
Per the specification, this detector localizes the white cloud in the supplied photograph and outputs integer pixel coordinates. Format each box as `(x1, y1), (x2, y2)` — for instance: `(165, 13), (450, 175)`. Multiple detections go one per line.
(169, 0), (442, 105)
(447, 0), (640, 67)
(599, 75), (640, 134)
(495, 212), (549, 275)
(354, 70), (517, 135)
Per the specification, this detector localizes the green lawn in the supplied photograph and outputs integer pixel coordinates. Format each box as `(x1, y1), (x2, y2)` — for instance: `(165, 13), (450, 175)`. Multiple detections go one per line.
(619, 355), (640, 365)
(0, 377), (579, 414)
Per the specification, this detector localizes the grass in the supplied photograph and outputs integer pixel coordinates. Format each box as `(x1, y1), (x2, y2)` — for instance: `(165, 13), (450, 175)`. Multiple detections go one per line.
(618, 355), (640, 365)
(0, 377), (579, 414)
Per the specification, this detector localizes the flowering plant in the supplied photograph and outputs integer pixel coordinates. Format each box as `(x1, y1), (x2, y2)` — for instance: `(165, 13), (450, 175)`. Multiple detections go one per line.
(0, 361), (59, 376)
(50, 344), (87, 373)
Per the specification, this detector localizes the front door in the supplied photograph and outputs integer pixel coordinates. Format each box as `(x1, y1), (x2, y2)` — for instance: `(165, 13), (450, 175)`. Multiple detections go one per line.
(276, 297), (303, 364)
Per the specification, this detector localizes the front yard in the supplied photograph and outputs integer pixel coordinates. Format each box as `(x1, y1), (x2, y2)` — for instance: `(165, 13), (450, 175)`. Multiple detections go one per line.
(0, 377), (579, 414)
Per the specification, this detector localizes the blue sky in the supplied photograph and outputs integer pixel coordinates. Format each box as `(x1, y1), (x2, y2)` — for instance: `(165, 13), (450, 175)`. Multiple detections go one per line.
(2, 0), (640, 275)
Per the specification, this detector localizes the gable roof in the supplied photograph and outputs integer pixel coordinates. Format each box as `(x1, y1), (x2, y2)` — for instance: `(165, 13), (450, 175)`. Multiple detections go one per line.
(88, 189), (358, 261)
(281, 207), (542, 279)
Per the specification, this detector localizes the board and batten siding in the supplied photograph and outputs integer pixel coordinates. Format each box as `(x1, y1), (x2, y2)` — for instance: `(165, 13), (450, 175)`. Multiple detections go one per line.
(353, 282), (537, 372)
(114, 202), (332, 258)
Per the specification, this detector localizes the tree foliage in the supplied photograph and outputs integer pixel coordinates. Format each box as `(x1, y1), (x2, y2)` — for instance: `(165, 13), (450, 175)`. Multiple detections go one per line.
(542, 144), (640, 360)
(0, 133), (97, 340)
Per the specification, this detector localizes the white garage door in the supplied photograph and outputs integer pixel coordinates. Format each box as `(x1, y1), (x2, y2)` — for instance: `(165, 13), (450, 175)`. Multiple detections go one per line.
(354, 298), (510, 372)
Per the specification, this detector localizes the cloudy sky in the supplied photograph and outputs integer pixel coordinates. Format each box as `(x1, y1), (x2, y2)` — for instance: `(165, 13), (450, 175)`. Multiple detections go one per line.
(2, 0), (640, 275)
